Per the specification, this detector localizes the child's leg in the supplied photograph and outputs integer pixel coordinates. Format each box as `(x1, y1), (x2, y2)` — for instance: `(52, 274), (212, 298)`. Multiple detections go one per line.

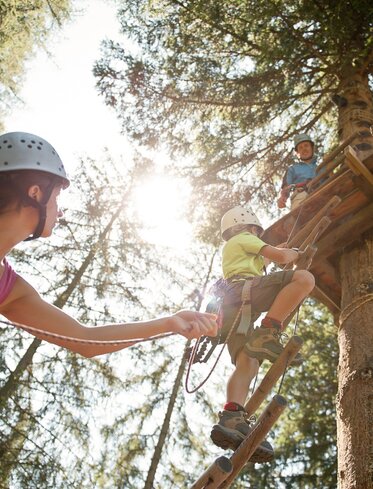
(226, 350), (259, 406)
(210, 349), (274, 462)
(245, 270), (315, 364)
(265, 269), (315, 323)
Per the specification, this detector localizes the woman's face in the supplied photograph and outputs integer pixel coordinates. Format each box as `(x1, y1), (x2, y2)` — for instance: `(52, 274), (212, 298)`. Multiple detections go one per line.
(42, 186), (64, 237)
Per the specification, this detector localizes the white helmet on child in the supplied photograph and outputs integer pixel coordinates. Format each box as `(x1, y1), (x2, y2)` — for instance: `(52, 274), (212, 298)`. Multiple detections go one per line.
(0, 131), (69, 187)
(221, 206), (263, 240)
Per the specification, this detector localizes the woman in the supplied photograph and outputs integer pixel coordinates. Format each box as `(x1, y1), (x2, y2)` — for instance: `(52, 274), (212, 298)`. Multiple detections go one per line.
(0, 131), (217, 357)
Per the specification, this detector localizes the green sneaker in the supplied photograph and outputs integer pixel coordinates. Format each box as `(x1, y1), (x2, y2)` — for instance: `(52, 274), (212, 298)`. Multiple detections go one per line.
(244, 327), (303, 366)
(210, 405), (274, 463)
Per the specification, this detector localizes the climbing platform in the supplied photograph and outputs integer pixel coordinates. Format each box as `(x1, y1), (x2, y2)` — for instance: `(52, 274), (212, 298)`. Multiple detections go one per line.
(263, 136), (373, 316)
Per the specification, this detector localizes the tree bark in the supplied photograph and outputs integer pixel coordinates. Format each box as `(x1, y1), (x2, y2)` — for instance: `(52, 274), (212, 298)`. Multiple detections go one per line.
(143, 347), (188, 489)
(337, 70), (373, 155)
(337, 228), (373, 489)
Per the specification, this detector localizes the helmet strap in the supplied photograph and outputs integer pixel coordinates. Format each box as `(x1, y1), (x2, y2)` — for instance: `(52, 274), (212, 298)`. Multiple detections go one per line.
(23, 182), (56, 241)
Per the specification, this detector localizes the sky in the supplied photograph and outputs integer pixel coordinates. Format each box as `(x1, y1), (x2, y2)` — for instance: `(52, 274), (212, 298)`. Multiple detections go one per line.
(4, 0), (125, 174)
(4, 0), (193, 248)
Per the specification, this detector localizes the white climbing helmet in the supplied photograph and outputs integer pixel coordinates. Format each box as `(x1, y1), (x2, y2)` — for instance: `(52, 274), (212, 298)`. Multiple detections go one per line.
(293, 133), (314, 151)
(0, 131), (69, 187)
(221, 206), (263, 240)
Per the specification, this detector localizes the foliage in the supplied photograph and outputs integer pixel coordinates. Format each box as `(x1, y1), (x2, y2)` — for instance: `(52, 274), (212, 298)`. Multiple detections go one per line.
(94, 0), (373, 213)
(0, 0), (73, 129)
(0, 152), (193, 488)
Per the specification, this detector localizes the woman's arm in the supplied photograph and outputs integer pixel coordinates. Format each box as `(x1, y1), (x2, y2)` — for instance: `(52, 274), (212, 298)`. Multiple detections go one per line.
(1, 276), (218, 358)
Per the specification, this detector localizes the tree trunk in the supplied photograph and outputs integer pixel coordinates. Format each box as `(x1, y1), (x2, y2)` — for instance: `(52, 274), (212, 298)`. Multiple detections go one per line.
(143, 346), (189, 489)
(336, 68), (373, 489)
(337, 229), (373, 489)
(337, 70), (373, 155)
(143, 249), (218, 488)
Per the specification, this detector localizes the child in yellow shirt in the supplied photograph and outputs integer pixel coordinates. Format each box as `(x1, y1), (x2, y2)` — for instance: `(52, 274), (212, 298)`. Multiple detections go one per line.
(210, 206), (315, 463)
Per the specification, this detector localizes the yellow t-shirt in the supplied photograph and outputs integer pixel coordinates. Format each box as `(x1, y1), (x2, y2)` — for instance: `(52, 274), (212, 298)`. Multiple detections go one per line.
(222, 232), (266, 279)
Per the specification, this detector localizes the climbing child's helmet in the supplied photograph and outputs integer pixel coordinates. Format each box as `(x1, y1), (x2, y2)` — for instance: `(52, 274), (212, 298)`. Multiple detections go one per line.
(0, 131), (70, 240)
(0, 131), (70, 188)
(293, 133), (314, 151)
(221, 206), (263, 241)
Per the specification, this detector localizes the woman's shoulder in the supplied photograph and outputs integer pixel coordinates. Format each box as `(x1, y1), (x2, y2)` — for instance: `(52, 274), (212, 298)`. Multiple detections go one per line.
(0, 270), (39, 313)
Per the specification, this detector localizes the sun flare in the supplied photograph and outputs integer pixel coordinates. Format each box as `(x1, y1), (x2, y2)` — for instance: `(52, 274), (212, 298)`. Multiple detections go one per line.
(132, 175), (192, 248)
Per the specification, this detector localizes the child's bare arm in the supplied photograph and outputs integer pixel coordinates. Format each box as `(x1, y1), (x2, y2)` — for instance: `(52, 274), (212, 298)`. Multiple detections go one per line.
(260, 245), (299, 265)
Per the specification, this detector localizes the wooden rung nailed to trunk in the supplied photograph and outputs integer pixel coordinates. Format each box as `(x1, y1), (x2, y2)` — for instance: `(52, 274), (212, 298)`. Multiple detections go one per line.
(244, 336), (303, 417)
(190, 456), (233, 489)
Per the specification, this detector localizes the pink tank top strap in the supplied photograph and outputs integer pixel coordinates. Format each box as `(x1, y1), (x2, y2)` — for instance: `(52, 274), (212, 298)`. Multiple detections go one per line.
(0, 258), (18, 305)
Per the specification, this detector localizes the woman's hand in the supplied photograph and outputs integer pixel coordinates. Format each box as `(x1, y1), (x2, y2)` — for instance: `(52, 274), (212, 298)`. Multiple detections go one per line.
(169, 310), (218, 339)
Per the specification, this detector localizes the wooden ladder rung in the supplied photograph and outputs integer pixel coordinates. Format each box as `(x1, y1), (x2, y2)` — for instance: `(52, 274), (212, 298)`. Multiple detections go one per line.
(245, 336), (303, 417)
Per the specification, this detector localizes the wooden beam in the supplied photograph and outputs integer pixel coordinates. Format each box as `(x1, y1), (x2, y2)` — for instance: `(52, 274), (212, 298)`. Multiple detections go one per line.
(315, 131), (362, 173)
(315, 202), (373, 261)
(295, 244), (318, 269)
(352, 174), (373, 200)
(309, 153), (345, 190)
(244, 336), (303, 417)
(190, 457), (233, 489)
(218, 396), (287, 488)
(288, 196), (340, 248)
(311, 285), (341, 313)
(344, 146), (373, 187)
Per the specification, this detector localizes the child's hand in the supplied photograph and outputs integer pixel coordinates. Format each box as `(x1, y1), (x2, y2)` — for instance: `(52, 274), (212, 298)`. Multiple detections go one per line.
(170, 311), (218, 339)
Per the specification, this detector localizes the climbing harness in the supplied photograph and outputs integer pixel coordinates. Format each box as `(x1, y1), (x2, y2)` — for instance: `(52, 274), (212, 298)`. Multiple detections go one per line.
(0, 318), (174, 346)
(185, 299), (246, 394)
(185, 276), (260, 393)
(285, 201), (304, 246)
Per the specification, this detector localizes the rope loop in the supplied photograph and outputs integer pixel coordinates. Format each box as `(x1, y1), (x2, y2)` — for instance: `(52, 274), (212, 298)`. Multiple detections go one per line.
(339, 293), (373, 327)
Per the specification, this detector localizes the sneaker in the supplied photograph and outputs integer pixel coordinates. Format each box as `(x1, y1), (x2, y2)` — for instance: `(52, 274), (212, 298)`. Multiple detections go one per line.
(244, 327), (303, 366)
(210, 406), (274, 463)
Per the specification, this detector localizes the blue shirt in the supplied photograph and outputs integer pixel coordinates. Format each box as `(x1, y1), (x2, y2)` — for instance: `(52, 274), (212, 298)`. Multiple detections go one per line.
(285, 156), (318, 185)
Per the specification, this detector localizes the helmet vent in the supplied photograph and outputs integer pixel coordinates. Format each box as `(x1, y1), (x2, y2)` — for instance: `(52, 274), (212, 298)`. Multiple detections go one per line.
(0, 131), (69, 188)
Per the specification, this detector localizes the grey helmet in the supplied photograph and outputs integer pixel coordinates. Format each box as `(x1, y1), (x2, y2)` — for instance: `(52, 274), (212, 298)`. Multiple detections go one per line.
(0, 131), (69, 187)
(0, 131), (70, 240)
(221, 206), (263, 241)
(293, 133), (314, 150)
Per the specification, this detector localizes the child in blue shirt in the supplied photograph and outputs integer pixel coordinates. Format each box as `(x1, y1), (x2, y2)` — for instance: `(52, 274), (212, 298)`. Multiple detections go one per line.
(277, 134), (318, 210)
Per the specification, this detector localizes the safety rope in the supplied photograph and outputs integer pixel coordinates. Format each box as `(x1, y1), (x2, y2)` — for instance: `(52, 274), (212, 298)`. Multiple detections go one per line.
(285, 201), (304, 246)
(185, 303), (245, 394)
(339, 293), (373, 328)
(277, 306), (300, 395)
(0, 318), (174, 346)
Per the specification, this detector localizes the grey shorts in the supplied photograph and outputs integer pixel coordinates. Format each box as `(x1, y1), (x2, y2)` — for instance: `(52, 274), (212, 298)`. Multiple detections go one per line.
(221, 270), (294, 364)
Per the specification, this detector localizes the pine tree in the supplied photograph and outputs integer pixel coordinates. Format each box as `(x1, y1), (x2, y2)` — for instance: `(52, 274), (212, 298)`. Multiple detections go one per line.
(0, 152), (181, 488)
(94, 2), (373, 487)
(0, 0), (74, 129)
